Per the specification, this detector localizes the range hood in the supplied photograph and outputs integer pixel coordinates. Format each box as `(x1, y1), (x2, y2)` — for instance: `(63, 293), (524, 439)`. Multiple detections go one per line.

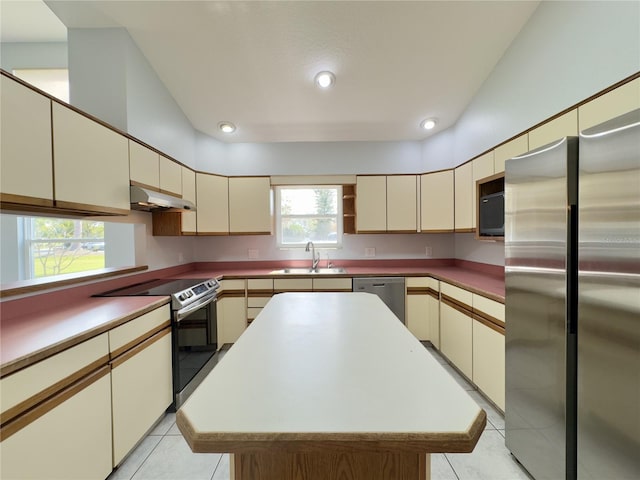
(130, 185), (196, 212)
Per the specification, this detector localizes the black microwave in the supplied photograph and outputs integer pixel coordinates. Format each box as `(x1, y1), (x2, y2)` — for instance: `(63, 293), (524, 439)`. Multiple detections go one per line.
(479, 191), (504, 237)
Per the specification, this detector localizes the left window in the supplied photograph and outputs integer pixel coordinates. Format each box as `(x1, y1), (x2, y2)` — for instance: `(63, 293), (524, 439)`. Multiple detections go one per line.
(24, 217), (104, 279)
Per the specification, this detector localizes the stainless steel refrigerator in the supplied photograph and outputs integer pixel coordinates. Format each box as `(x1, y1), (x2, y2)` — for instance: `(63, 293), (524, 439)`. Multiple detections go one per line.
(505, 108), (640, 480)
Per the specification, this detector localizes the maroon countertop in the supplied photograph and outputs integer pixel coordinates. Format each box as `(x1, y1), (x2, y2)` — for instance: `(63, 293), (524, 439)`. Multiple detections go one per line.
(0, 297), (169, 377)
(0, 259), (504, 376)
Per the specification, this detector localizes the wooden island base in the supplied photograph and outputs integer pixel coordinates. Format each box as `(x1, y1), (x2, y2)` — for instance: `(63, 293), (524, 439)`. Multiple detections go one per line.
(230, 451), (430, 480)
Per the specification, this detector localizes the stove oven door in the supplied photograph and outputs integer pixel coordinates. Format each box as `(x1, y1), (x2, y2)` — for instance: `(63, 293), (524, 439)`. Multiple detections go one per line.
(172, 294), (218, 409)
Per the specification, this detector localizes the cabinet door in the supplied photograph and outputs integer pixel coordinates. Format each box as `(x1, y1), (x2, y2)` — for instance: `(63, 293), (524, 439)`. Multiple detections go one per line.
(529, 110), (578, 150)
(472, 320), (505, 411)
(440, 302), (473, 379)
(196, 173), (229, 234)
(494, 134), (528, 174)
(427, 277), (440, 349)
(111, 329), (172, 466)
(387, 175), (417, 232)
(0, 370), (113, 480)
(129, 140), (160, 189)
(420, 170), (454, 232)
(228, 177), (272, 234)
(472, 152), (495, 228)
(52, 102), (130, 214)
(159, 155), (182, 197)
(181, 166), (197, 234)
(218, 280), (246, 345)
(356, 176), (387, 233)
(578, 77), (640, 130)
(405, 277), (430, 341)
(1, 75), (54, 207)
(274, 278), (313, 292)
(454, 162), (473, 231)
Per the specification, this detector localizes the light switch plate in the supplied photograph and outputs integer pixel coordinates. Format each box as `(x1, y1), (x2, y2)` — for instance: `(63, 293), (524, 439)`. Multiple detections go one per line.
(365, 247), (376, 257)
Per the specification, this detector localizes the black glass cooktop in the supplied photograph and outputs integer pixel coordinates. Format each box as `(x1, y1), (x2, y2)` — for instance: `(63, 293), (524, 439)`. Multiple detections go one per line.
(99, 278), (209, 297)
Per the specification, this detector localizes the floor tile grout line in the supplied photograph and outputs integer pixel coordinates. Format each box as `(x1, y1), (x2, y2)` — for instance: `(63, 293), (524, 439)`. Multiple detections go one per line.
(125, 435), (164, 480)
(444, 452), (461, 480)
(209, 454), (224, 480)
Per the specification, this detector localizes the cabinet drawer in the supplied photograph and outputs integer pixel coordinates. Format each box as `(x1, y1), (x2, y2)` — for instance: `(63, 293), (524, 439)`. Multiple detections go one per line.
(220, 279), (246, 291)
(1, 333), (109, 418)
(312, 278), (352, 291)
(473, 294), (505, 323)
(247, 278), (274, 291)
(405, 277), (430, 288)
(109, 305), (171, 356)
(274, 278), (313, 292)
(441, 282), (472, 307)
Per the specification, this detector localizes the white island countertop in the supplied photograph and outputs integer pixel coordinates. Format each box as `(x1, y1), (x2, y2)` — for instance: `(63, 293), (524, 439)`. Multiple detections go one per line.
(177, 292), (485, 479)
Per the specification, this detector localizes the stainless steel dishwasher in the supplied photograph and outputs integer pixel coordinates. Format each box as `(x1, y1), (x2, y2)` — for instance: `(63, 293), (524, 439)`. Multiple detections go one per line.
(353, 277), (405, 323)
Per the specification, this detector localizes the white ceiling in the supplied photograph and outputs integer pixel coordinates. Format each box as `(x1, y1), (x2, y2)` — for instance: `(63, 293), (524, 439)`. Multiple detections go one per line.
(3, 1), (540, 143)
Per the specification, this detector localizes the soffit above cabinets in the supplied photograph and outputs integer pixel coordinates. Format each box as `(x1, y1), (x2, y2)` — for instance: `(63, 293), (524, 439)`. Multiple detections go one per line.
(10, 1), (539, 143)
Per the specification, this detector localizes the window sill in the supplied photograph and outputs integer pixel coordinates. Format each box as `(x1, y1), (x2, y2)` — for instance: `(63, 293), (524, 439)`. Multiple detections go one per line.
(0, 265), (148, 299)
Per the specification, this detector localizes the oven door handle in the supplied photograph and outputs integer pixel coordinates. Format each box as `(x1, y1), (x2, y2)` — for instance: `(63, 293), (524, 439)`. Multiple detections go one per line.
(175, 294), (217, 322)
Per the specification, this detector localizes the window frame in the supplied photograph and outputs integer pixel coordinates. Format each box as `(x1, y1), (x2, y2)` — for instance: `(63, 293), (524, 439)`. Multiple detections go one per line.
(274, 185), (343, 249)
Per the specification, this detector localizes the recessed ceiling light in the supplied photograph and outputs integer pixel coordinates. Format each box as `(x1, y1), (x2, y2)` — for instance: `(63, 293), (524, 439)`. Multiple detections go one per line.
(420, 118), (437, 130)
(315, 71), (335, 89)
(218, 121), (236, 133)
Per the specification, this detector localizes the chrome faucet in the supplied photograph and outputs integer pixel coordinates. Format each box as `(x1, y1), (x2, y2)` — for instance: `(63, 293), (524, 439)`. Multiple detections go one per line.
(305, 241), (320, 271)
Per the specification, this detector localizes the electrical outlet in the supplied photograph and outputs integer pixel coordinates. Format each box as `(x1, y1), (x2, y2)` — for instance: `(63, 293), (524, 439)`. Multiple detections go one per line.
(365, 247), (376, 257)
(425, 246), (432, 257)
(248, 249), (259, 259)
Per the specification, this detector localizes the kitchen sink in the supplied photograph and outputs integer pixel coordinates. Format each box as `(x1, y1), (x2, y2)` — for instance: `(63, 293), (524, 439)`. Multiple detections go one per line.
(270, 267), (347, 275)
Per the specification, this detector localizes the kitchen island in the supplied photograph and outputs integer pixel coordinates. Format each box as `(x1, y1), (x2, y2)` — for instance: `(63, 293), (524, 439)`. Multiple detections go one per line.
(177, 292), (486, 480)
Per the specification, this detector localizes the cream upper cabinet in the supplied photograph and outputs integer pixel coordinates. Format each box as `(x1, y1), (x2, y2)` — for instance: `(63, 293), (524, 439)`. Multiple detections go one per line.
(420, 170), (454, 232)
(454, 161), (473, 231)
(386, 175), (418, 232)
(578, 77), (640, 130)
(52, 102), (130, 214)
(356, 176), (387, 233)
(159, 155), (182, 197)
(129, 140), (160, 189)
(181, 166), (197, 234)
(529, 109), (578, 150)
(472, 152), (495, 228)
(1, 75), (54, 207)
(494, 134), (528, 174)
(196, 173), (229, 234)
(228, 177), (272, 235)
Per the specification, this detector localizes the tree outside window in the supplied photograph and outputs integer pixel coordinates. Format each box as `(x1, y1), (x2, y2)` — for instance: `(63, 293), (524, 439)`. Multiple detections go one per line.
(276, 186), (343, 247)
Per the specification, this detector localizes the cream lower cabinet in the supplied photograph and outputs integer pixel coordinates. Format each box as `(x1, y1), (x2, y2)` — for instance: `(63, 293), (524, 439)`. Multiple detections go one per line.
(472, 294), (505, 411)
(406, 277), (431, 341)
(0, 371), (113, 480)
(247, 278), (273, 325)
(0, 334), (112, 480)
(218, 279), (247, 345)
(312, 277), (353, 292)
(109, 306), (173, 466)
(274, 278), (313, 293)
(427, 278), (440, 349)
(439, 283), (473, 379)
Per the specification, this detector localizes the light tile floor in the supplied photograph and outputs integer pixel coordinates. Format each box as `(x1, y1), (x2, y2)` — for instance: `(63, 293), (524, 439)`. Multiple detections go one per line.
(108, 344), (533, 480)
